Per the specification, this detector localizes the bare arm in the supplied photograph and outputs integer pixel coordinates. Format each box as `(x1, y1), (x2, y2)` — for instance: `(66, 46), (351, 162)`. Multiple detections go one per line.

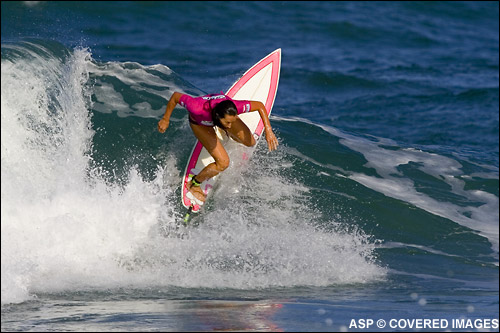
(250, 101), (278, 151)
(158, 92), (182, 133)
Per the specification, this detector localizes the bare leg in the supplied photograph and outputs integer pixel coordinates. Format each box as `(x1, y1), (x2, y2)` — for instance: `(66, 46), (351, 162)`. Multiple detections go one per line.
(189, 123), (230, 202)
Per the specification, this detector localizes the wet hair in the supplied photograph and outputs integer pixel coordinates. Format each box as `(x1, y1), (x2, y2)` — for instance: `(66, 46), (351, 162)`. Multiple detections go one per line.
(211, 100), (238, 129)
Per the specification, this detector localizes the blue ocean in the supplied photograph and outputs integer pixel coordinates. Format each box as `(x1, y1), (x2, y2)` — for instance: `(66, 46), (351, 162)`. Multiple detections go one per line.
(1, 1), (498, 331)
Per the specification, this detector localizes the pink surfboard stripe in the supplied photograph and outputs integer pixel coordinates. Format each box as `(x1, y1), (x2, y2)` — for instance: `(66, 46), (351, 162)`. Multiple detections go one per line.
(182, 141), (203, 207)
(226, 50), (281, 138)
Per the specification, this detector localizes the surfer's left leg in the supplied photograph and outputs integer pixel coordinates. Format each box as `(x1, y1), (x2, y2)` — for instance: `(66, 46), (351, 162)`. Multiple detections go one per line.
(225, 116), (256, 147)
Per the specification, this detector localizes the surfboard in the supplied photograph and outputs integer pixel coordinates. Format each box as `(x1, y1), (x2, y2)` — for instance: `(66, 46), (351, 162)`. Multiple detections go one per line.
(181, 49), (281, 215)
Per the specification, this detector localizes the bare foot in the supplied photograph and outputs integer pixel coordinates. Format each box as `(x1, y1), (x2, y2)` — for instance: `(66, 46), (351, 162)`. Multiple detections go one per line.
(188, 183), (206, 203)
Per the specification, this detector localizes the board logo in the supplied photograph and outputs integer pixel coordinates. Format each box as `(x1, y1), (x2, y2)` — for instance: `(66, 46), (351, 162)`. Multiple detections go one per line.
(201, 94), (226, 101)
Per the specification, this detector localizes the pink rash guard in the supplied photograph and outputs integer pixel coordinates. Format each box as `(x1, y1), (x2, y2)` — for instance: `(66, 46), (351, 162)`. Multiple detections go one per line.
(179, 93), (252, 127)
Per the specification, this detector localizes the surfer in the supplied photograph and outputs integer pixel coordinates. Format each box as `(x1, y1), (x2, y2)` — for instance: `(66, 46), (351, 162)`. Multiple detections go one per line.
(158, 92), (278, 203)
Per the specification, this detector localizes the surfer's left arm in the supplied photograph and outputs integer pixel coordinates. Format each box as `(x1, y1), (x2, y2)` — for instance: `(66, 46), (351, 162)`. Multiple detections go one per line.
(250, 101), (278, 151)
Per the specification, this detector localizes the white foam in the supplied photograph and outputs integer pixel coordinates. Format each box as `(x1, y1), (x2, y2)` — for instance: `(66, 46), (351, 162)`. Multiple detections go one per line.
(91, 81), (129, 114)
(1, 46), (385, 305)
(89, 60), (196, 118)
(282, 117), (499, 254)
(115, 142), (387, 290)
(1, 45), (171, 303)
(346, 151), (499, 254)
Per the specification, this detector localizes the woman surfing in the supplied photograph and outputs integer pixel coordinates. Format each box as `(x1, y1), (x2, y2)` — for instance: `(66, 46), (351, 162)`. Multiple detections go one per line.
(158, 92), (279, 203)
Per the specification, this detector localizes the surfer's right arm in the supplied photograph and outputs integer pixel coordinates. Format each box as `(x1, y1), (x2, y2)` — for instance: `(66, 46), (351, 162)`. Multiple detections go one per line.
(158, 92), (183, 133)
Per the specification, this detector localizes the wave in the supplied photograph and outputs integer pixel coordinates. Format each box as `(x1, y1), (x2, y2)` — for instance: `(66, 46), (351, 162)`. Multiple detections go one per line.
(1, 40), (385, 305)
(275, 116), (499, 256)
(3, 39), (496, 308)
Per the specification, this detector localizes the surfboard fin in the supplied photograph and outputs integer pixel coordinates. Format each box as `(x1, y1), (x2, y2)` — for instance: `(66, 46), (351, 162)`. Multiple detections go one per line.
(183, 206), (193, 224)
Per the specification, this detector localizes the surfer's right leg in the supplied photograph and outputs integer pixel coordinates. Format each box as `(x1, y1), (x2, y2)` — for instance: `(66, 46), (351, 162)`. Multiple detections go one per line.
(189, 123), (230, 201)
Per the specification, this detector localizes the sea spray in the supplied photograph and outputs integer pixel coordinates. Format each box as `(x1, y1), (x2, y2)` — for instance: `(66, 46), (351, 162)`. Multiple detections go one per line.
(1, 42), (174, 303)
(1, 41), (386, 305)
(121, 144), (386, 289)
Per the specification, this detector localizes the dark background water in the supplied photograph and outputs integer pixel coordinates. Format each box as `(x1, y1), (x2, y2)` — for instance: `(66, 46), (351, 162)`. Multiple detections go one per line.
(2, 1), (498, 331)
(3, 1), (499, 164)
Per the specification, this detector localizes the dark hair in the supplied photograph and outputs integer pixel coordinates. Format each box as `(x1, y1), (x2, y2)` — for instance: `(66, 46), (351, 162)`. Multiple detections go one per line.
(211, 100), (238, 129)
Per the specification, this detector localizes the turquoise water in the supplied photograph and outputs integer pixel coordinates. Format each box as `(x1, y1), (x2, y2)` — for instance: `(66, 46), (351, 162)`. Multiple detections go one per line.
(1, 1), (498, 331)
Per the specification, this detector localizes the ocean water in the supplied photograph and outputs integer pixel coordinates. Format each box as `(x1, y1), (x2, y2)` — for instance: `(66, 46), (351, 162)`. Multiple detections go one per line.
(1, 1), (498, 332)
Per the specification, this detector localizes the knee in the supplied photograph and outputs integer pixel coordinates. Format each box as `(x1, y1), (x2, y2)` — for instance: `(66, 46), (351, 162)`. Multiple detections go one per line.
(246, 136), (256, 147)
(242, 135), (256, 147)
(215, 157), (230, 172)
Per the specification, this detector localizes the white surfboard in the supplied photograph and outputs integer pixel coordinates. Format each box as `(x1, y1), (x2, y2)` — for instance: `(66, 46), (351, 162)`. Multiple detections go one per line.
(181, 49), (281, 213)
